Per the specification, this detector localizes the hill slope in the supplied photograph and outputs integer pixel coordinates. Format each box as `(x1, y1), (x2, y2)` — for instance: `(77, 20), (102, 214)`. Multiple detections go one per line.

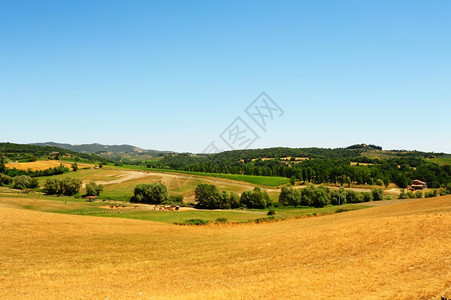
(31, 142), (163, 154)
(0, 196), (449, 299)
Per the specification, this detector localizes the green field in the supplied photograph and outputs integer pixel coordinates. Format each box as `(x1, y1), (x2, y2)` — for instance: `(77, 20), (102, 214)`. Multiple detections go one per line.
(428, 157), (451, 166)
(109, 165), (290, 187)
(172, 171), (290, 186)
(0, 187), (366, 225)
(34, 167), (272, 202)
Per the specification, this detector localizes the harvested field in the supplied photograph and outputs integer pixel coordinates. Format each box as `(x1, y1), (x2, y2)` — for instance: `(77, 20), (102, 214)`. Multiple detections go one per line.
(5, 160), (94, 171)
(0, 196), (449, 299)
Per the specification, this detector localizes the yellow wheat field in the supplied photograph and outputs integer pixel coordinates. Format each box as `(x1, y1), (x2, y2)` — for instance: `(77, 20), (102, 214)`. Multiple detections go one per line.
(5, 160), (93, 171)
(0, 196), (450, 299)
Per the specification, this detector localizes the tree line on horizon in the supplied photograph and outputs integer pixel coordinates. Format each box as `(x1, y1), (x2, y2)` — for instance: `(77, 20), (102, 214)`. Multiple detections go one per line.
(145, 149), (451, 189)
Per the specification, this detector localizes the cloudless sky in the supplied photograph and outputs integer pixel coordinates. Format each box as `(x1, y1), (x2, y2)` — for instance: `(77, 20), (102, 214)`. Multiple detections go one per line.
(1, 0), (450, 153)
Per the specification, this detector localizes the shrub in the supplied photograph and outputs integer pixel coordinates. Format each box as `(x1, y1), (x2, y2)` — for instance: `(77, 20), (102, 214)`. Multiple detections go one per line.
(0, 174), (13, 186)
(345, 190), (360, 203)
(425, 189), (437, 198)
(13, 175), (33, 190)
(215, 218), (228, 223)
(446, 183), (451, 194)
(279, 186), (300, 206)
(330, 188), (346, 205)
(250, 187), (271, 209)
(229, 192), (241, 209)
(329, 190), (340, 205)
(375, 179), (384, 186)
(414, 190), (423, 199)
(43, 178), (62, 195)
(169, 194), (184, 203)
(241, 187), (271, 209)
(29, 178), (39, 188)
(61, 177), (82, 196)
(312, 188), (329, 207)
(372, 188), (384, 201)
(300, 195), (311, 206)
(85, 181), (104, 196)
(217, 191), (230, 209)
(272, 201), (282, 208)
(398, 191), (409, 199)
(183, 219), (209, 225)
(385, 195), (392, 200)
(267, 209), (276, 216)
(362, 192), (373, 202)
(407, 191), (415, 198)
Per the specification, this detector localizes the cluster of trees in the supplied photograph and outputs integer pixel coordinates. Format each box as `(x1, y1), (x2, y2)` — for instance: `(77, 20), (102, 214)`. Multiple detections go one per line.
(0, 174), (39, 190)
(0, 174), (12, 186)
(2, 164), (70, 178)
(85, 182), (104, 196)
(194, 184), (272, 209)
(347, 144), (383, 150)
(13, 175), (39, 190)
(279, 185), (384, 208)
(43, 177), (82, 196)
(131, 183), (169, 204)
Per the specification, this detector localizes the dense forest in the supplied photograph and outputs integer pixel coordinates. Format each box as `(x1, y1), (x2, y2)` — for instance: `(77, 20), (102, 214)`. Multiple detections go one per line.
(146, 146), (451, 188)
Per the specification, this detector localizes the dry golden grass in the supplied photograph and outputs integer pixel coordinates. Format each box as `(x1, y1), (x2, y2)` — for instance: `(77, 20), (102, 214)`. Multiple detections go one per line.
(0, 196), (450, 299)
(40, 168), (261, 202)
(5, 160), (94, 171)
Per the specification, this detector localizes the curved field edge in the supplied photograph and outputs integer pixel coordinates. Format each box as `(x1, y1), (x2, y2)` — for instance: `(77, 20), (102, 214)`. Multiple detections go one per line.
(111, 165), (290, 187)
(0, 196), (450, 299)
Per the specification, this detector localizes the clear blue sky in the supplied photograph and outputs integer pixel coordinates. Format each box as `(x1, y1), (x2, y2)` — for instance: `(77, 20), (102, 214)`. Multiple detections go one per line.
(1, 1), (450, 153)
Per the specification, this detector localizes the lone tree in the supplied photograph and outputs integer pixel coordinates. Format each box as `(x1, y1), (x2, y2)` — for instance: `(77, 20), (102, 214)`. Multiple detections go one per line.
(372, 188), (384, 201)
(85, 181), (104, 196)
(131, 183), (168, 204)
(194, 183), (221, 209)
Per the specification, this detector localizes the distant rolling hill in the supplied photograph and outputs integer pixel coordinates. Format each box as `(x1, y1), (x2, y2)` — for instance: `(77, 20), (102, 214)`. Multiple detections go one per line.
(32, 142), (139, 153)
(31, 142), (164, 155)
